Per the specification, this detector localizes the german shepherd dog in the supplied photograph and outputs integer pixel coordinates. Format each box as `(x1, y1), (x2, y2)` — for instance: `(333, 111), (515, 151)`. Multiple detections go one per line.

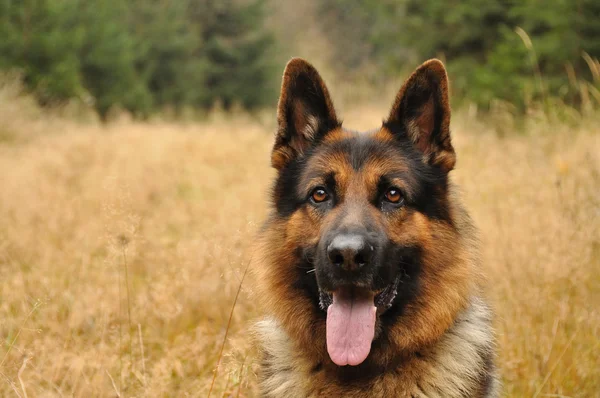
(253, 58), (499, 397)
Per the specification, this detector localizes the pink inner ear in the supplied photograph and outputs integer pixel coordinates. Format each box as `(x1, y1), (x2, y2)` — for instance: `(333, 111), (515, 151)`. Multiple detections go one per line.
(413, 96), (435, 154)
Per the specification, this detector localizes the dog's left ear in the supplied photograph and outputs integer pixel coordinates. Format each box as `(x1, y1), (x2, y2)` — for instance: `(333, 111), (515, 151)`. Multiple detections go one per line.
(385, 59), (455, 173)
(271, 58), (339, 170)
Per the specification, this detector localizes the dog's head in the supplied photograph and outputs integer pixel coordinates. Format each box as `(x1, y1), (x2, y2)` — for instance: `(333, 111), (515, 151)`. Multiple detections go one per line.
(260, 58), (473, 369)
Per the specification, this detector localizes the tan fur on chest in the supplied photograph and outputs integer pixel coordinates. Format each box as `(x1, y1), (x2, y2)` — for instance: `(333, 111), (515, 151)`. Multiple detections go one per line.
(256, 297), (499, 398)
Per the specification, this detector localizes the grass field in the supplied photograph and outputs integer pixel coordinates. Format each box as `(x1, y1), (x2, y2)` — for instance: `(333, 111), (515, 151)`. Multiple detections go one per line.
(0, 103), (598, 397)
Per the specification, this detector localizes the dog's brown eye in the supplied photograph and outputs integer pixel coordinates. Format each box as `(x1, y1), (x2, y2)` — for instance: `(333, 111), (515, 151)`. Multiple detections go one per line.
(311, 187), (329, 203)
(384, 188), (402, 204)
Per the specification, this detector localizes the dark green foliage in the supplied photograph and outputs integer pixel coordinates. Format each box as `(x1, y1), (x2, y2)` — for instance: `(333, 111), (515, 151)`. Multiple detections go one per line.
(0, 0), (276, 118)
(0, 0), (85, 103)
(1, 0), (597, 115)
(317, 0), (600, 110)
(192, 0), (277, 110)
(578, 0), (600, 58)
(78, 0), (149, 119)
(128, 0), (204, 113)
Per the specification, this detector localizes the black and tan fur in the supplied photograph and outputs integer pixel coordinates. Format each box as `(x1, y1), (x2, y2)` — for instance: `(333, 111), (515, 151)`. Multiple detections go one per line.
(253, 58), (499, 397)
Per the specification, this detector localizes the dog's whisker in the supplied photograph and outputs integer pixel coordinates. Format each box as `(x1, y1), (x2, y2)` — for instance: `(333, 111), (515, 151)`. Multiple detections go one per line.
(306, 268), (316, 274)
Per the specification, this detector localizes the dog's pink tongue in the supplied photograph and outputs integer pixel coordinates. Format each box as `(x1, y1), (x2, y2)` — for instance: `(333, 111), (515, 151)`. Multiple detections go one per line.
(326, 289), (376, 366)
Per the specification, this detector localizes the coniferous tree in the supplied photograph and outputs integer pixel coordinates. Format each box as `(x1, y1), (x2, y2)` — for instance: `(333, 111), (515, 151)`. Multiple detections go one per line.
(191, 0), (277, 109)
(0, 0), (85, 104)
(129, 0), (204, 113)
(78, 0), (149, 119)
(0, 0), (277, 118)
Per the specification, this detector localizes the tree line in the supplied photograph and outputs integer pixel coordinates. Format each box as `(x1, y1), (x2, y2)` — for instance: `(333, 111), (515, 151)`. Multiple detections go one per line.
(0, 0), (598, 118)
(0, 0), (275, 119)
(320, 0), (600, 111)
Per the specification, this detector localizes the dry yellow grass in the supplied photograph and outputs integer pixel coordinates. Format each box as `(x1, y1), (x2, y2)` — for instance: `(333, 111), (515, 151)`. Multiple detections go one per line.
(0, 104), (598, 397)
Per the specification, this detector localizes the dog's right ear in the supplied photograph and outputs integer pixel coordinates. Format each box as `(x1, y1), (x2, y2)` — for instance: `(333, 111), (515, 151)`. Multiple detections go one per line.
(271, 58), (339, 170)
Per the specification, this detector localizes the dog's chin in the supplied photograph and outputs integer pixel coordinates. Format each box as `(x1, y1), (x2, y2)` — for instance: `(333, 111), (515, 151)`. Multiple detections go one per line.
(317, 275), (402, 367)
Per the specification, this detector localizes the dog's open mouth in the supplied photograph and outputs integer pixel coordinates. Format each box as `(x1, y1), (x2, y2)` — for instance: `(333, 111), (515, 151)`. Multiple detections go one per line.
(318, 276), (401, 366)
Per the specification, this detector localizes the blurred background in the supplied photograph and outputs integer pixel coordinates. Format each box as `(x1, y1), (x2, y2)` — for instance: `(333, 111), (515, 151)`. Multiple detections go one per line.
(0, 1), (598, 397)
(1, 0), (599, 119)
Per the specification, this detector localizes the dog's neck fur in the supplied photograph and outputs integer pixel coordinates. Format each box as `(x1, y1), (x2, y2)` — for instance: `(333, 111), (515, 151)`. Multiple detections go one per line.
(256, 296), (499, 398)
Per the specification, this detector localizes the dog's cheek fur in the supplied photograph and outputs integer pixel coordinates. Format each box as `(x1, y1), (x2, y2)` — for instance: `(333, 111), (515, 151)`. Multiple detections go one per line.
(380, 207), (472, 351)
(253, 205), (332, 364)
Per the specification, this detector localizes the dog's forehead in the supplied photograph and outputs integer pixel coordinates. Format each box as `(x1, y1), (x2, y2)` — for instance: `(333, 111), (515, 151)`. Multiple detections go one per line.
(300, 128), (411, 186)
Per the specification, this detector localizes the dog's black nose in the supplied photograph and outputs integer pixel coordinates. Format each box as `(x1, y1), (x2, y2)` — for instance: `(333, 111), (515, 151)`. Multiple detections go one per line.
(327, 234), (373, 272)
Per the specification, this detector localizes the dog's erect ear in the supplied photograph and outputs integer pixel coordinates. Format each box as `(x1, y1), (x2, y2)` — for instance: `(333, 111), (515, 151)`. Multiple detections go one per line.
(385, 59), (455, 173)
(271, 58), (339, 170)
